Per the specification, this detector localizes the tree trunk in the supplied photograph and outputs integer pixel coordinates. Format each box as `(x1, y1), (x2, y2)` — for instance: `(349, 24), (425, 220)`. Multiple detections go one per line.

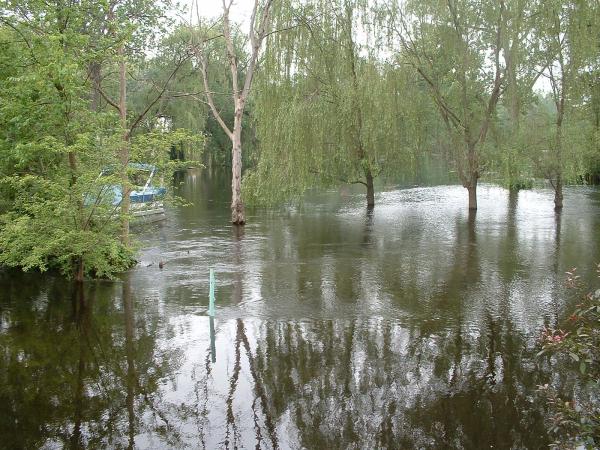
(365, 167), (375, 209)
(66, 146), (85, 280)
(89, 61), (102, 112)
(554, 111), (564, 212)
(231, 110), (245, 225)
(120, 134), (130, 246)
(118, 46), (130, 245)
(75, 257), (84, 282)
(196, 0), (273, 226)
(467, 176), (478, 210)
(64, 109), (84, 280)
(465, 140), (479, 210)
(554, 173), (563, 211)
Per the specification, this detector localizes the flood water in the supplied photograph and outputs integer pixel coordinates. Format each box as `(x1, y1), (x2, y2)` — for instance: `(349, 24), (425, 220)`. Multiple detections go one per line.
(1, 169), (599, 449)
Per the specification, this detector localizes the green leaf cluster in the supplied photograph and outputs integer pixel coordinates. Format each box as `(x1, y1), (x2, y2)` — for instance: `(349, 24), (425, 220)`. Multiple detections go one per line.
(538, 266), (600, 448)
(0, 0), (205, 278)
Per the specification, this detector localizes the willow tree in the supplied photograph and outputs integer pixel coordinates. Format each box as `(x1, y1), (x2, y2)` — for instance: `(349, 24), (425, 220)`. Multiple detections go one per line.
(494, 0), (549, 189)
(191, 0), (274, 225)
(386, 0), (507, 210)
(530, 0), (598, 210)
(246, 0), (415, 208)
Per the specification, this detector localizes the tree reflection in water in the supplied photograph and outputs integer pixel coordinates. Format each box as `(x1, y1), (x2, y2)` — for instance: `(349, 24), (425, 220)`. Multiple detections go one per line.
(0, 274), (184, 449)
(1, 184), (599, 448)
(241, 317), (548, 449)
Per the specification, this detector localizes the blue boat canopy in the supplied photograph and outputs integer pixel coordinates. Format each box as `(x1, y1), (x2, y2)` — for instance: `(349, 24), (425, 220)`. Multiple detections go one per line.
(98, 163), (166, 206)
(110, 185), (166, 205)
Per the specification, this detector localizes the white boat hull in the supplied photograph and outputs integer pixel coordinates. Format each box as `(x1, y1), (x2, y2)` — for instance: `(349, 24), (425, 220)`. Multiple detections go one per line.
(131, 202), (166, 223)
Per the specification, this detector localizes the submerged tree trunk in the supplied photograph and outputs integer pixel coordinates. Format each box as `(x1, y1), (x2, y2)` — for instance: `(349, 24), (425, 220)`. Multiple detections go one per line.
(553, 106), (564, 212)
(344, 2), (375, 210)
(466, 143), (479, 210)
(554, 173), (563, 211)
(231, 110), (245, 225)
(467, 181), (478, 210)
(466, 164), (478, 210)
(365, 168), (374, 209)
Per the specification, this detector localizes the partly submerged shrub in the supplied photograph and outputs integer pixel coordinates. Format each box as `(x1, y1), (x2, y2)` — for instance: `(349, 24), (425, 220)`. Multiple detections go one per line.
(538, 265), (600, 449)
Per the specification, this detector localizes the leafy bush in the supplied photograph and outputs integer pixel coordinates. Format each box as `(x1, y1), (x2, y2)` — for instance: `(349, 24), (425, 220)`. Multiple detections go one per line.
(538, 265), (600, 449)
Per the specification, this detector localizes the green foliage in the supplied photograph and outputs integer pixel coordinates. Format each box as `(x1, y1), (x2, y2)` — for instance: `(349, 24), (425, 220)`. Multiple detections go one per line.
(0, 0), (205, 279)
(127, 26), (209, 162)
(0, 0), (598, 277)
(140, 24), (257, 168)
(246, 0), (435, 205)
(0, 145), (134, 278)
(520, 95), (595, 184)
(0, 8), (133, 278)
(538, 266), (600, 449)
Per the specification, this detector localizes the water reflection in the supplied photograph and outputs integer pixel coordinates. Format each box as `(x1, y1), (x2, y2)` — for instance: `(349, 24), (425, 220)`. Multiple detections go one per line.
(209, 316), (216, 364)
(123, 279), (135, 450)
(0, 276), (188, 448)
(0, 170), (599, 448)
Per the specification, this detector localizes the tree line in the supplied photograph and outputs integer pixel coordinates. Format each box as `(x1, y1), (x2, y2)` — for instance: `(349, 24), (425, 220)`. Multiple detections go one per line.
(0, 0), (598, 278)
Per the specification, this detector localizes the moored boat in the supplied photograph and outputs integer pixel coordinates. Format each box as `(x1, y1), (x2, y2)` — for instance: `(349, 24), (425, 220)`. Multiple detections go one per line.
(108, 163), (167, 222)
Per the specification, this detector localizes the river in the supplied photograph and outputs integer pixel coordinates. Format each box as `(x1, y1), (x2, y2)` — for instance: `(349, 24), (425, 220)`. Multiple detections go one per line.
(1, 168), (599, 449)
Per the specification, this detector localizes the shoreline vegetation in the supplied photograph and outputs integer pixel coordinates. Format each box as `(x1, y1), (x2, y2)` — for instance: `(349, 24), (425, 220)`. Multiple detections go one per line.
(538, 265), (600, 449)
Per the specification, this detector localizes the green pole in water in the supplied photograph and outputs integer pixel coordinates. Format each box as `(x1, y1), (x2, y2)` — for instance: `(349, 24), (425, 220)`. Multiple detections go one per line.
(208, 268), (216, 316)
(209, 316), (216, 363)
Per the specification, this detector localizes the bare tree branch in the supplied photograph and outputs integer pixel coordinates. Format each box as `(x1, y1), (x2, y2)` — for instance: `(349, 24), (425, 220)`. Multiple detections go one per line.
(197, 50), (233, 138)
(128, 53), (191, 133)
(93, 82), (121, 111)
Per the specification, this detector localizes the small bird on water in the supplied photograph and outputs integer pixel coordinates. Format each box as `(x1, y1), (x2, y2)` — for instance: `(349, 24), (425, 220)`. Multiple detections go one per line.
(159, 261), (164, 269)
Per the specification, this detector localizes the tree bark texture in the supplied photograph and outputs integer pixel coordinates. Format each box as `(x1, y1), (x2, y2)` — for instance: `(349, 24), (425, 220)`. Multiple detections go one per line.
(118, 46), (131, 246)
(553, 102), (564, 212)
(554, 173), (563, 211)
(365, 168), (375, 208)
(89, 61), (102, 112)
(465, 142), (479, 210)
(231, 110), (245, 224)
(468, 181), (478, 210)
